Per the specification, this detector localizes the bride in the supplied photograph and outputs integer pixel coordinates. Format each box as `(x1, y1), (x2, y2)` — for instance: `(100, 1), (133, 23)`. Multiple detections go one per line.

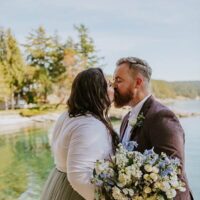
(40, 68), (119, 200)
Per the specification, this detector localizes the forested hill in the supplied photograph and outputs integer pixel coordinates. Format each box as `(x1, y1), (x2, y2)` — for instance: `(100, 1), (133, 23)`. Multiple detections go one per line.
(151, 80), (200, 99)
(106, 74), (200, 99)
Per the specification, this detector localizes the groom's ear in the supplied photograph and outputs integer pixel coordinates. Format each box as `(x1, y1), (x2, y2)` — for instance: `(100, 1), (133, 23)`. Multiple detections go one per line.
(135, 77), (143, 88)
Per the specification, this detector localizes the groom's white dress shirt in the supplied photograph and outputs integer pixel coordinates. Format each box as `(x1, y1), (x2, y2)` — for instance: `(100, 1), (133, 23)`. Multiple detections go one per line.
(122, 95), (151, 143)
(50, 112), (112, 200)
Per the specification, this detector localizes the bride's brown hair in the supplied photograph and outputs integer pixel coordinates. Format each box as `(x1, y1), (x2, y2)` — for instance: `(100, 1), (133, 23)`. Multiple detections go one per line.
(67, 68), (119, 150)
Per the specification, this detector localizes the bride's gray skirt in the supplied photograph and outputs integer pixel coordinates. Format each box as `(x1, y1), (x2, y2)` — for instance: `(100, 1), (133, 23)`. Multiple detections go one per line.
(40, 168), (85, 200)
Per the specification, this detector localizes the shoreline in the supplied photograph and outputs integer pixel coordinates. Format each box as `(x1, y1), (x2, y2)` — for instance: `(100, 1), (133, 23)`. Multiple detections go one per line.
(0, 112), (61, 135)
(1, 111), (200, 136)
(0, 98), (200, 135)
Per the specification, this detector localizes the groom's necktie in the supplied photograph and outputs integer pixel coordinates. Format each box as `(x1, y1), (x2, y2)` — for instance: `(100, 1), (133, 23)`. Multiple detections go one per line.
(120, 114), (129, 141)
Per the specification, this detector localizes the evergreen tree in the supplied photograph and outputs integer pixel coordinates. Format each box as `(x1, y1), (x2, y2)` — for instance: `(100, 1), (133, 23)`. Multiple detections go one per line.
(24, 26), (54, 102)
(74, 24), (103, 68)
(54, 37), (81, 102)
(22, 66), (38, 103)
(0, 28), (25, 109)
(53, 25), (105, 104)
(49, 32), (66, 82)
(24, 26), (53, 69)
(0, 28), (10, 109)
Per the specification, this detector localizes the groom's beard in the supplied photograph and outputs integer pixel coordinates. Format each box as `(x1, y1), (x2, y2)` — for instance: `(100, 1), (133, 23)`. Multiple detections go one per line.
(114, 88), (133, 108)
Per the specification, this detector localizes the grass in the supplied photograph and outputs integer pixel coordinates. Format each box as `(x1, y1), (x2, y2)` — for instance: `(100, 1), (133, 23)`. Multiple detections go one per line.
(0, 104), (67, 117)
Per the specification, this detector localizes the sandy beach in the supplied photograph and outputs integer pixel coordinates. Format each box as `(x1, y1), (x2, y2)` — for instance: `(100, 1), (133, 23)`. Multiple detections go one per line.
(0, 112), (61, 135)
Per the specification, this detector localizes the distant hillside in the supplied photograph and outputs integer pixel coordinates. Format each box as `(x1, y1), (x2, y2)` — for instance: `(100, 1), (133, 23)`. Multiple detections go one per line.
(151, 80), (200, 99)
(106, 75), (200, 99)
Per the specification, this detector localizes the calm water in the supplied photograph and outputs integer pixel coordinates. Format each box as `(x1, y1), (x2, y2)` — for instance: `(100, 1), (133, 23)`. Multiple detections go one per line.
(0, 100), (200, 200)
(0, 124), (54, 200)
(168, 99), (200, 113)
(182, 116), (200, 199)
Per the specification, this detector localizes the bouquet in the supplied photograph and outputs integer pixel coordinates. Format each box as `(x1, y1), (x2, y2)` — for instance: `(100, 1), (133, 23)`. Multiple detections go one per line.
(91, 141), (186, 200)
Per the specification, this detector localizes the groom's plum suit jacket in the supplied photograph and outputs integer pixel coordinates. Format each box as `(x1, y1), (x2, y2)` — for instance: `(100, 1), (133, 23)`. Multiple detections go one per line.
(120, 95), (193, 200)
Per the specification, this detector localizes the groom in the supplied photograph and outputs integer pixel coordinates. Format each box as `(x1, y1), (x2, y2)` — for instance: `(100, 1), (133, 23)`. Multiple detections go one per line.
(113, 57), (193, 200)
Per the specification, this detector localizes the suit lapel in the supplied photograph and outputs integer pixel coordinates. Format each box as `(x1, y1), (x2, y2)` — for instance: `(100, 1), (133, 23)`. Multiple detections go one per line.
(130, 95), (154, 141)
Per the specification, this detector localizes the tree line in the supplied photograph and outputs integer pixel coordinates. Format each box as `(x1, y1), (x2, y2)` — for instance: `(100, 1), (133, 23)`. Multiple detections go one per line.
(151, 80), (200, 99)
(0, 25), (199, 110)
(0, 24), (102, 109)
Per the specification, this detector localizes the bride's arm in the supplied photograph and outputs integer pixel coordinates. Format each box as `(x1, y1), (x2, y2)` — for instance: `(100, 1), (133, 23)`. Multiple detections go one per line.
(66, 119), (110, 200)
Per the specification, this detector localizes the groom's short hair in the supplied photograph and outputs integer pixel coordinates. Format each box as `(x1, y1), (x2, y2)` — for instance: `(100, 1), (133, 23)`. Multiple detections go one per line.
(116, 57), (152, 82)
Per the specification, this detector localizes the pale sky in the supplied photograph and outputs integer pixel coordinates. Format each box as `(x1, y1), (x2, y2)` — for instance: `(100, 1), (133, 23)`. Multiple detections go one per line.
(0, 0), (200, 81)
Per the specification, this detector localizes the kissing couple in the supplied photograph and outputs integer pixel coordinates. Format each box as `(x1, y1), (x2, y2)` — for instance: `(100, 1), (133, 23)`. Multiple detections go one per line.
(41, 57), (193, 200)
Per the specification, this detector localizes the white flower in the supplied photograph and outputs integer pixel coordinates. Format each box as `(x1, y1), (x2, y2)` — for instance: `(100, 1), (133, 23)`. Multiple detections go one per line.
(154, 182), (162, 189)
(133, 196), (144, 200)
(127, 152), (134, 158)
(122, 188), (134, 197)
(143, 174), (150, 180)
(122, 188), (129, 195)
(170, 174), (178, 181)
(170, 180), (179, 188)
(125, 165), (142, 179)
(95, 161), (109, 175)
(118, 172), (132, 186)
(132, 152), (144, 166)
(166, 189), (177, 198)
(144, 186), (152, 194)
(178, 186), (186, 192)
(112, 186), (128, 200)
(116, 153), (128, 168)
(107, 168), (115, 177)
(112, 186), (121, 199)
(152, 166), (159, 174)
(160, 181), (171, 192)
(128, 189), (134, 197)
(150, 173), (158, 182)
(144, 164), (153, 172)
(146, 195), (157, 200)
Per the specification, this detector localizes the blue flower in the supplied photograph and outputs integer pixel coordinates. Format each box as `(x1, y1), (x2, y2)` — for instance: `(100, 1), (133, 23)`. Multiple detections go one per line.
(171, 157), (180, 166)
(144, 148), (155, 156)
(143, 148), (159, 165)
(158, 158), (170, 168)
(99, 173), (107, 179)
(160, 168), (173, 177)
(107, 180), (115, 186)
(122, 141), (138, 151)
(148, 157), (158, 165)
(99, 172), (113, 179)
(158, 161), (166, 168)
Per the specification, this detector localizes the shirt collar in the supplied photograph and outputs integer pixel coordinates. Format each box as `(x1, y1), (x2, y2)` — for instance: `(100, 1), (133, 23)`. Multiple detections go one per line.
(129, 94), (151, 119)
